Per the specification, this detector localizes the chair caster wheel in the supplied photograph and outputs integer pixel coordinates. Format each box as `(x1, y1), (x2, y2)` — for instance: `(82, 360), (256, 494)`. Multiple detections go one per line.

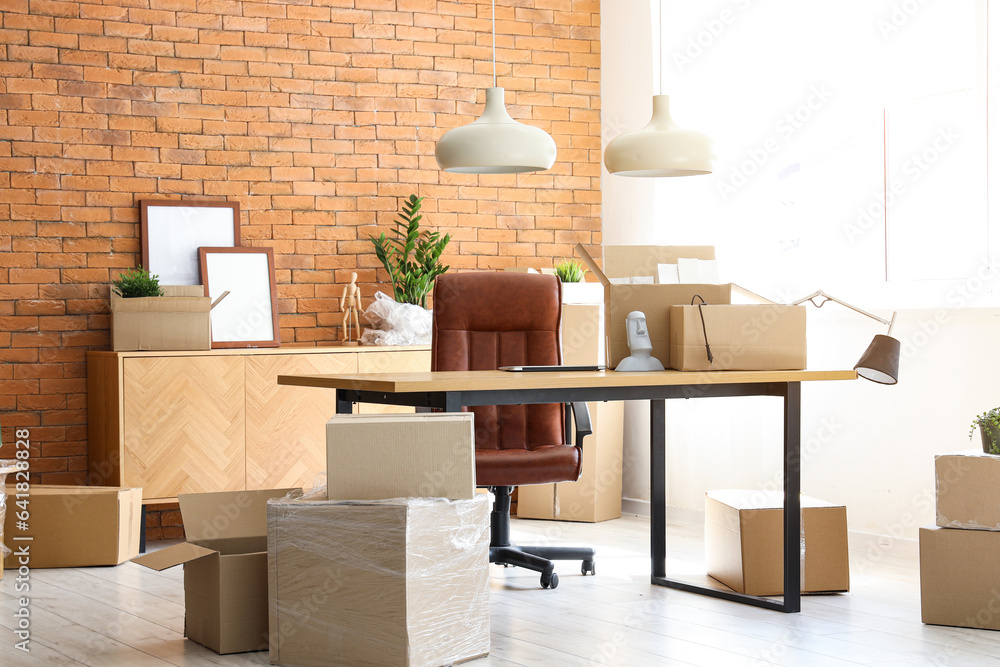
(541, 572), (559, 589)
(581, 560), (596, 576)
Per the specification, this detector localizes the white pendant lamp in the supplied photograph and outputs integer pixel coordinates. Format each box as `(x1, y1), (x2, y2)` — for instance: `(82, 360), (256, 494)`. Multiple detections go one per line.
(604, 95), (713, 177)
(435, 1), (557, 174)
(603, 1), (713, 178)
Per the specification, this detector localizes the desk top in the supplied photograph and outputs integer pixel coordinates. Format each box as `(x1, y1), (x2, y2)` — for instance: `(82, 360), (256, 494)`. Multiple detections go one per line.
(277, 369), (857, 393)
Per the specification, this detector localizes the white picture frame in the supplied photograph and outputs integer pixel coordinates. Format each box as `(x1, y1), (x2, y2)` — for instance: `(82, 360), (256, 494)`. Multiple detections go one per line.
(198, 247), (280, 349)
(141, 200), (240, 285)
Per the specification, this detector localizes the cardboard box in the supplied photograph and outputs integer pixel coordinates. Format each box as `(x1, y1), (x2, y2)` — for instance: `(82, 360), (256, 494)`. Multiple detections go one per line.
(518, 303), (624, 522)
(935, 451), (1000, 530)
(2, 485), (142, 570)
(111, 285), (213, 351)
(705, 490), (849, 596)
(575, 244), (732, 368)
(267, 495), (490, 667)
(920, 525), (1000, 630)
(669, 304), (807, 371)
(326, 413), (476, 501)
(132, 488), (295, 654)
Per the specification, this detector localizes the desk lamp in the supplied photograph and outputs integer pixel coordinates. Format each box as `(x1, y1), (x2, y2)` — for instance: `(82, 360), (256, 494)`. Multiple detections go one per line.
(790, 290), (900, 385)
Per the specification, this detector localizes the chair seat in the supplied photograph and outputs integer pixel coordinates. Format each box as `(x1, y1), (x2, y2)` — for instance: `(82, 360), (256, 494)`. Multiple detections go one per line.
(476, 445), (581, 487)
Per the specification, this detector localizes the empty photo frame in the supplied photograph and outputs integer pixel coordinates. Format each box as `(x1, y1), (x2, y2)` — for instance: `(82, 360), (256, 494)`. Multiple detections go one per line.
(199, 247), (280, 349)
(141, 200), (240, 285)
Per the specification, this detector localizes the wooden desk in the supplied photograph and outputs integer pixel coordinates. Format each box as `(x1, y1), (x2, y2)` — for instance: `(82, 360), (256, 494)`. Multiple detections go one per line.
(278, 368), (857, 613)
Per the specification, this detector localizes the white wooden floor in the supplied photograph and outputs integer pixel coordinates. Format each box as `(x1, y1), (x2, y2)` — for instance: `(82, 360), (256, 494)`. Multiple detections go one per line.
(1, 514), (999, 667)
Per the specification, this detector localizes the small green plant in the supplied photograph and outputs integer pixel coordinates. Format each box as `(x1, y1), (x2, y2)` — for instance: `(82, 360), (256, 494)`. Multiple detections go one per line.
(112, 267), (164, 298)
(970, 407), (1000, 454)
(370, 194), (451, 308)
(554, 259), (587, 283)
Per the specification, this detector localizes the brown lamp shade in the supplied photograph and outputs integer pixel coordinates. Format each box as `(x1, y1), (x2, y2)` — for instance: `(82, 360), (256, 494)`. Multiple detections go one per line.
(854, 334), (900, 385)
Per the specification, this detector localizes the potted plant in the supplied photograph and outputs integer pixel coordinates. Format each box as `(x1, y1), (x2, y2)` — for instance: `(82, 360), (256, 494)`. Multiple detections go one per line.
(970, 408), (1000, 455)
(554, 259), (586, 283)
(112, 267), (164, 298)
(370, 194), (451, 309)
(554, 258), (602, 305)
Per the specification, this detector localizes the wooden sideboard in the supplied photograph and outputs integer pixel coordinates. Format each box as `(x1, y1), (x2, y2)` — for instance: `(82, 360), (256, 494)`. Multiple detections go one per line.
(87, 346), (431, 501)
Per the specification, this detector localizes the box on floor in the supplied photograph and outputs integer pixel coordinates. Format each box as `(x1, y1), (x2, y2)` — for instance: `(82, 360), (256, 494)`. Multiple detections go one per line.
(2, 485), (142, 570)
(132, 488), (295, 654)
(267, 494), (491, 667)
(705, 490), (850, 596)
(920, 525), (1000, 630)
(935, 450), (1000, 530)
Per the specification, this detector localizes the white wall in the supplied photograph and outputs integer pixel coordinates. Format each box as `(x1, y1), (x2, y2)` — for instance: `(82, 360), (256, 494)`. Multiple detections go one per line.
(601, 0), (1000, 542)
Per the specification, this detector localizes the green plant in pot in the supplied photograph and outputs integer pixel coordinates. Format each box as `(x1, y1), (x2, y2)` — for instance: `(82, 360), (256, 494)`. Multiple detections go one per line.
(112, 267), (164, 298)
(370, 194), (451, 308)
(970, 408), (1000, 455)
(554, 259), (587, 283)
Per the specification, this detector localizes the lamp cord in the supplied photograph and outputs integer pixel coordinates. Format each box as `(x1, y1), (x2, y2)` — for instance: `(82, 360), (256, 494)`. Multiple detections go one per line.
(691, 294), (713, 364)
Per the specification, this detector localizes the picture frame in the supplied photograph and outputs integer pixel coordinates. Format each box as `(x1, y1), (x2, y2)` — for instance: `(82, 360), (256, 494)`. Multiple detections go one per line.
(141, 200), (241, 285)
(198, 247), (280, 349)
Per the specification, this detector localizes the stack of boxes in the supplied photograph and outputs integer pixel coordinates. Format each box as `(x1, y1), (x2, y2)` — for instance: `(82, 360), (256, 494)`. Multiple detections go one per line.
(133, 413), (492, 664)
(921, 451), (1000, 630)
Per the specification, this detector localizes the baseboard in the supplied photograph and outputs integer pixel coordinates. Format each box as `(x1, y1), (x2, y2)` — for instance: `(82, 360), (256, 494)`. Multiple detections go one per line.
(621, 497), (650, 517)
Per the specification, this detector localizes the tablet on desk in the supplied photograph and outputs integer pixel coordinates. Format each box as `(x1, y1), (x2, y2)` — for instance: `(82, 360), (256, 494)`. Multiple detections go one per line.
(498, 365), (604, 372)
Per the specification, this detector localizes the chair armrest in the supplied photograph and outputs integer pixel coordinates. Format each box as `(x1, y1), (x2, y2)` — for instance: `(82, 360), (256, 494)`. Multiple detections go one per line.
(567, 402), (592, 449)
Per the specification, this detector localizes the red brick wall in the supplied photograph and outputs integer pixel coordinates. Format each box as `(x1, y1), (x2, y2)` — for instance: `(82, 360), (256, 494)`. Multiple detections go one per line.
(0, 0), (601, 482)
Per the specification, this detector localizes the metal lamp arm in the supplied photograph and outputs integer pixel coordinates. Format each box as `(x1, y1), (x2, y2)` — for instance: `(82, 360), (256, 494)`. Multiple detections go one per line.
(789, 290), (897, 336)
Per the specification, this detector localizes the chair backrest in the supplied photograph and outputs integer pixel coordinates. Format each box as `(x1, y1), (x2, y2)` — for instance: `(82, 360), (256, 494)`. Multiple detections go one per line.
(432, 272), (565, 451)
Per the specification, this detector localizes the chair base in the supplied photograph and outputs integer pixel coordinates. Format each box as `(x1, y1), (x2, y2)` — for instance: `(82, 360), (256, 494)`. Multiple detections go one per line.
(488, 486), (596, 589)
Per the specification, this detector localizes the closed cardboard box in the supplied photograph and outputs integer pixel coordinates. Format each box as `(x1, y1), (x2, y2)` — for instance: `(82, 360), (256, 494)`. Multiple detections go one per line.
(669, 304), (807, 371)
(326, 413), (475, 501)
(267, 495), (490, 667)
(935, 451), (1000, 530)
(920, 525), (1000, 630)
(576, 244), (731, 368)
(705, 490), (849, 596)
(132, 488), (295, 654)
(518, 303), (624, 523)
(2, 485), (142, 569)
(111, 285), (212, 351)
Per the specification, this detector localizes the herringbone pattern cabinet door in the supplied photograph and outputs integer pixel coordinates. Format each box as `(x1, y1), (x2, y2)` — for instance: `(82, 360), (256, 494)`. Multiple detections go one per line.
(123, 356), (246, 498)
(245, 353), (357, 490)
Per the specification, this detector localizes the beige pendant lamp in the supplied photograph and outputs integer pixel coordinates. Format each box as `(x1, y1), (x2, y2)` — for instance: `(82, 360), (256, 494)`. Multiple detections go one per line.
(435, 0), (557, 174)
(603, 3), (713, 177)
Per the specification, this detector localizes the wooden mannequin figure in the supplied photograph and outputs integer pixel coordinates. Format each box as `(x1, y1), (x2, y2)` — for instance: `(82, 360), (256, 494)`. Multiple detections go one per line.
(339, 272), (361, 346)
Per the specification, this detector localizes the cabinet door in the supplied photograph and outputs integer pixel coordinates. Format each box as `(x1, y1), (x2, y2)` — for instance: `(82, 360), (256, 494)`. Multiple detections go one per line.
(123, 356), (246, 499)
(357, 349), (431, 414)
(244, 352), (358, 491)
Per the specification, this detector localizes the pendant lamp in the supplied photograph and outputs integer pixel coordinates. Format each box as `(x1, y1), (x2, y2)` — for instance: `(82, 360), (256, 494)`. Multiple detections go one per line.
(435, 1), (557, 174)
(603, 2), (713, 177)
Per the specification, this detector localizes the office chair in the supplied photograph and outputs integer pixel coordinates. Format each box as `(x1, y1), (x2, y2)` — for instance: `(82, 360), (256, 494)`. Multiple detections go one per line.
(431, 272), (596, 589)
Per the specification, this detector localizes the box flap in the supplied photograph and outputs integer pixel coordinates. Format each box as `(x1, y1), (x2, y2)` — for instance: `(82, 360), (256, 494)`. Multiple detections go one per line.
(163, 285), (207, 298)
(111, 292), (212, 314)
(706, 489), (844, 511)
(180, 488), (297, 542)
(131, 541), (217, 570)
(575, 244), (610, 287)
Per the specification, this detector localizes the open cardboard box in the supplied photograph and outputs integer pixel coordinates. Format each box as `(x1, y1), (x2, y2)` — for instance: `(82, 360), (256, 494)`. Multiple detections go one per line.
(111, 285), (226, 351)
(575, 244), (732, 369)
(132, 488), (295, 654)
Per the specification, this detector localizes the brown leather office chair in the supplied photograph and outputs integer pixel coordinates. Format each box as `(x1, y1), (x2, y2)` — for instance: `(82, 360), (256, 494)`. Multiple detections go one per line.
(431, 272), (596, 589)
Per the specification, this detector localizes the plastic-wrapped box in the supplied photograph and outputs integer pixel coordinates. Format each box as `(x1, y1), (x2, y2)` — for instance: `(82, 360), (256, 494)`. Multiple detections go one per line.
(267, 492), (490, 667)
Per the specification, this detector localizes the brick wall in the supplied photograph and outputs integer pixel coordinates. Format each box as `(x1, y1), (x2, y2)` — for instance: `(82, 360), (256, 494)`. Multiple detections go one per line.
(0, 0), (601, 481)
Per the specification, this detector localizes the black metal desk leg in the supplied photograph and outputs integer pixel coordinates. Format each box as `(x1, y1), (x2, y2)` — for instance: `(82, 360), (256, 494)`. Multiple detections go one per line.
(783, 382), (802, 613)
(336, 389), (352, 415)
(650, 399), (666, 579)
